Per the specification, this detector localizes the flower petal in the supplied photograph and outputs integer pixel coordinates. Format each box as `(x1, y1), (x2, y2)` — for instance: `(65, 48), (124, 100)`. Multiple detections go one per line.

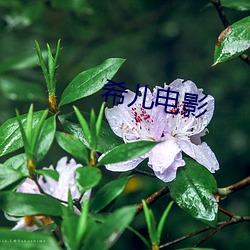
(148, 137), (185, 182)
(16, 178), (40, 194)
(179, 139), (219, 173)
(105, 88), (166, 142)
(165, 79), (215, 136)
(105, 156), (145, 172)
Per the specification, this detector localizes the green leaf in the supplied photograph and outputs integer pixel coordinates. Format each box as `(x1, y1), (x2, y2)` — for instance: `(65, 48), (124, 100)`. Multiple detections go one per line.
(157, 201), (174, 244)
(59, 58), (125, 106)
(142, 200), (157, 245)
(221, 0), (250, 11)
(62, 215), (80, 250)
(83, 205), (137, 250)
(62, 201), (89, 250)
(213, 16), (250, 65)
(75, 167), (102, 194)
(168, 159), (218, 227)
(73, 106), (91, 147)
(36, 116), (56, 162)
(4, 153), (28, 175)
(0, 110), (44, 157)
(0, 76), (46, 102)
(96, 102), (106, 140)
(56, 131), (89, 165)
(0, 228), (60, 250)
(0, 164), (27, 190)
(91, 176), (132, 213)
(0, 192), (65, 216)
(36, 169), (59, 181)
(59, 112), (123, 153)
(97, 140), (158, 166)
(127, 226), (151, 248)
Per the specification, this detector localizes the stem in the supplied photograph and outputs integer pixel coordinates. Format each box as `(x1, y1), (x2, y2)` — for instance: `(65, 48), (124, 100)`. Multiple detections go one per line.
(218, 176), (250, 198)
(134, 169), (156, 178)
(210, 0), (250, 66)
(193, 216), (250, 247)
(136, 186), (169, 215)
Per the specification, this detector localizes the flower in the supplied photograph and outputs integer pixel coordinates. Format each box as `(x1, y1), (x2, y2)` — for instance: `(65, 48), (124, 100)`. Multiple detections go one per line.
(11, 157), (90, 231)
(103, 79), (219, 182)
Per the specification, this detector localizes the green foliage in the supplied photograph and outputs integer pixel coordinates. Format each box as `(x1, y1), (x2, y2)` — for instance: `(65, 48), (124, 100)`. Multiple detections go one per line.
(56, 131), (89, 165)
(0, 110), (44, 157)
(168, 159), (218, 227)
(0, 164), (27, 190)
(0, 228), (60, 250)
(91, 176), (132, 213)
(75, 167), (102, 194)
(83, 205), (137, 250)
(142, 200), (174, 247)
(221, 0), (250, 11)
(59, 112), (123, 153)
(213, 16), (250, 65)
(0, 192), (66, 216)
(97, 140), (158, 166)
(59, 58), (125, 107)
(35, 40), (61, 97)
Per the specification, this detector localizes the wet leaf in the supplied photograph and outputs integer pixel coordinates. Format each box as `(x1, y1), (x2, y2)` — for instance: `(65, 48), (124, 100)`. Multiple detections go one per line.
(0, 111), (44, 157)
(59, 58), (125, 106)
(97, 141), (158, 166)
(213, 16), (250, 65)
(168, 159), (218, 227)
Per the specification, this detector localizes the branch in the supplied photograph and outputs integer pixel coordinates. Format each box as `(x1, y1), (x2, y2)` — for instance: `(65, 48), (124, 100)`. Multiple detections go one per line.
(193, 216), (250, 247)
(134, 169), (156, 178)
(218, 176), (250, 198)
(159, 216), (250, 249)
(136, 186), (169, 215)
(211, 0), (250, 66)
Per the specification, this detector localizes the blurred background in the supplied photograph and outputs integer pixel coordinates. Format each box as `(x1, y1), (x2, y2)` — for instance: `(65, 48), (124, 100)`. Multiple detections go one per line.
(0, 0), (249, 249)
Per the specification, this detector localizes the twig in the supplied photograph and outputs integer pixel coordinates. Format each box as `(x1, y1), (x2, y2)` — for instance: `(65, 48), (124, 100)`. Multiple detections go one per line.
(211, 0), (250, 66)
(159, 224), (212, 249)
(134, 169), (156, 178)
(136, 186), (169, 215)
(159, 216), (250, 249)
(218, 176), (250, 198)
(193, 216), (250, 247)
(218, 206), (235, 218)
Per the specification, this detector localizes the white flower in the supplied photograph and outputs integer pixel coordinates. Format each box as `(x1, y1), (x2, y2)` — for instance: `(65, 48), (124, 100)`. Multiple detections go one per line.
(103, 79), (219, 182)
(12, 157), (90, 231)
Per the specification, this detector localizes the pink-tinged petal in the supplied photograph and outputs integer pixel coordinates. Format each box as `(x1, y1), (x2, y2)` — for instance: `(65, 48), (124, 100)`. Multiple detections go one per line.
(178, 139), (219, 173)
(39, 157), (82, 201)
(165, 79), (215, 136)
(105, 88), (166, 142)
(148, 137), (185, 182)
(16, 178), (40, 194)
(105, 156), (145, 172)
(190, 128), (208, 145)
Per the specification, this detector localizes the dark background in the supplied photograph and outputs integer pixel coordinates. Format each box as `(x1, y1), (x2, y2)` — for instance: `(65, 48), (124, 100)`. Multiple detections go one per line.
(0, 0), (249, 249)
